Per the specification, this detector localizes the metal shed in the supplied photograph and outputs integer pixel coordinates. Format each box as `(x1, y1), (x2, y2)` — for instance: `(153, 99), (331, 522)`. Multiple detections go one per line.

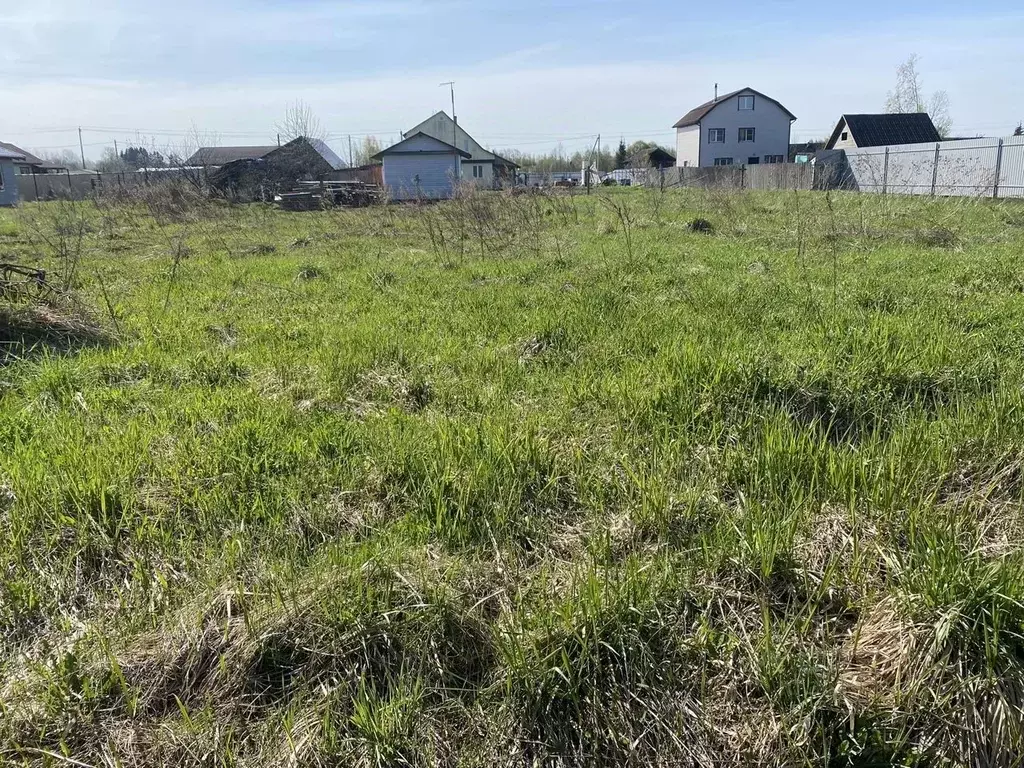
(373, 132), (470, 201)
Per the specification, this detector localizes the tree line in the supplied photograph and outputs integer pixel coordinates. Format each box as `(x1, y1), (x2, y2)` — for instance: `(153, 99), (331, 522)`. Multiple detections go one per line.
(497, 140), (672, 173)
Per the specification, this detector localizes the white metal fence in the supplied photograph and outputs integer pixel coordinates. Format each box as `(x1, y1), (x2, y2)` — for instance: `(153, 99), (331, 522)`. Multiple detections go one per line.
(835, 136), (1024, 198)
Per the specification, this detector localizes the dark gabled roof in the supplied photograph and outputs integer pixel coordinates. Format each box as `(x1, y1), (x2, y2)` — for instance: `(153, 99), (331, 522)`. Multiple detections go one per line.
(186, 146), (278, 166)
(0, 141), (41, 164)
(266, 137), (348, 171)
(673, 88), (796, 128)
(826, 113), (941, 149)
(372, 132), (472, 160)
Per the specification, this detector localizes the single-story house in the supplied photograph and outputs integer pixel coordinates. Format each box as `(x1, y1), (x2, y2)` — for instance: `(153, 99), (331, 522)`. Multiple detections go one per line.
(628, 146), (676, 169)
(189, 137), (348, 199)
(403, 112), (518, 188)
(790, 141), (824, 163)
(0, 142), (66, 175)
(373, 132), (471, 200)
(0, 146), (25, 206)
(184, 145), (279, 167)
(674, 87), (796, 168)
(824, 113), (941, 150)
(519, 170), (586, 187)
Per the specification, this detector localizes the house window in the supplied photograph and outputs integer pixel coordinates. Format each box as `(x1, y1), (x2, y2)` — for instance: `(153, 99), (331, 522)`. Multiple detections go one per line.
(738, 95), (755, 110)
(713, 158), (733, 166)
(747, 157), (760, 165)
(764, 155), (785, 164)
(738, 128), (755, 142)
(841, 131), (848, 141)
(708, 128), (725, 144)
(472, 165), (484, 178)
(19, 165), (32, 175)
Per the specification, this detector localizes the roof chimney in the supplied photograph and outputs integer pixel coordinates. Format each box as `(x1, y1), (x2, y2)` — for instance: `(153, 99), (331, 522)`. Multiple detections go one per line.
(714, 83), (718, 101)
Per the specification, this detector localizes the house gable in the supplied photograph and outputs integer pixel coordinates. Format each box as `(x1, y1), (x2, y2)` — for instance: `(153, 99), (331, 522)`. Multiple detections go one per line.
(374, 132), (472, 159)
(673, 88), (797, 129)
(825, 113), (941, 150)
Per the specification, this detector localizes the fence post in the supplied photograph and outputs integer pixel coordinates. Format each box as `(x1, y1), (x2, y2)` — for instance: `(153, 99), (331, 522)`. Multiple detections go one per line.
(32, 171), (39, 202)
(882, 147), (890, 194)
(993, 139), (1004, 199)
(930, 143), (941, 196)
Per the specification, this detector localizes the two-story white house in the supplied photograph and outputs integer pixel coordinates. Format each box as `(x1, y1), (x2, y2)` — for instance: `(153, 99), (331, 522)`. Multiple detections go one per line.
(674, 88), (796, 168)
(404, 111), (518, 188)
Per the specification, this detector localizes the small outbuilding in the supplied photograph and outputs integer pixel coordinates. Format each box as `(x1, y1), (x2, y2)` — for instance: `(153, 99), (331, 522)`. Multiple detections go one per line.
(373, 132), (471, 201)
(0, 142), (67, 175)
(0, 146), (26, 206)
(629, 146), (676, 169)
(189, 137), (348, 200)
(824, 113), (941, 150)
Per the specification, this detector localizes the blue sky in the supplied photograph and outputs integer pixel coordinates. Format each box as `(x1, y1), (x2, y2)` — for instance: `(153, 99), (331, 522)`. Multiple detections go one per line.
(1, 0), (1021, 161)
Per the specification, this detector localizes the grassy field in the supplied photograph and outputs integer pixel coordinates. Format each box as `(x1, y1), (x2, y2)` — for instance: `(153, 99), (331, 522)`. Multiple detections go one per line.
(2, 186), (1024, 766)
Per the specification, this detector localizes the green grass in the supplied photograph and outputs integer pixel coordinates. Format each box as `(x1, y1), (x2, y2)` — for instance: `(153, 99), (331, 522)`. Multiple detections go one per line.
(2, 187), (1024, 765)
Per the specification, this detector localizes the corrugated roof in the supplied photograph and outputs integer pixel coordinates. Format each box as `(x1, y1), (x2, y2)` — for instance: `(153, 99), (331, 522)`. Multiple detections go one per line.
(673, 88), (797, 128)
(186, 146), (278, 166)
(827, 113), (941, 149)
(0, 141), (38, 163)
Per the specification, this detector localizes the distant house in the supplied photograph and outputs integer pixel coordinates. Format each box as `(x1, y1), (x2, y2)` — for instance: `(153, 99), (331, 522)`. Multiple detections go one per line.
(185, 145), (279, 167)
(674, 87), (796, 168)
(373, 132), (471, 200)
(403, 112), (518, 188)
(824, 114), (941, 150)
(628, 146), (676, 169)
(188, 137), (348, 199)
(0, 142), (66, 175)
(790, 141), (824, 163)
(0, 146), (25, 206)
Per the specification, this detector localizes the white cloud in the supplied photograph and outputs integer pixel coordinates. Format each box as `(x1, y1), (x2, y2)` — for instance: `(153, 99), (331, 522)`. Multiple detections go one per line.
(2, 6), (1021, 158)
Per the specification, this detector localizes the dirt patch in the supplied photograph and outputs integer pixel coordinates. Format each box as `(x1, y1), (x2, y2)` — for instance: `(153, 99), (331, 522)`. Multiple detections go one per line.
(346, 366), (433, 417)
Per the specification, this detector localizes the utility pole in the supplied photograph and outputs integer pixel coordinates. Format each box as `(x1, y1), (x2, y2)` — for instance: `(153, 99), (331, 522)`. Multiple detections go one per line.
(113, 138), (119, 162)
(586, 134), (600, 194)
(440, 81), (458, 179)
(277, 133), (281, 148)
(348, 135), (354, 167)
(79, 127), (86, 169)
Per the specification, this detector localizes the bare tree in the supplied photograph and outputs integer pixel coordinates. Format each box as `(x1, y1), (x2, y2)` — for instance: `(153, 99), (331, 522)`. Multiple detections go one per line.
(34, 148), (82, 171)
(352, 136), (382, 166)
(161, 123), (222, 191)
(277, 100), (327, 143)
(885, 54), (952, 138)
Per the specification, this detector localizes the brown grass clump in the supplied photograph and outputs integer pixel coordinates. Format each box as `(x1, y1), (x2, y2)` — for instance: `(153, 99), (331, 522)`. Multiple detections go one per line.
(0, 302), (110, 363)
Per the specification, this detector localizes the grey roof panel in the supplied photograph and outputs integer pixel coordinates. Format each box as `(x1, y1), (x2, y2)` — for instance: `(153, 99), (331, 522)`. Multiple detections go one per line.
(306, 138), (348, 170)
(0, 141), (38, 163)
(186, 146), (278, 166)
